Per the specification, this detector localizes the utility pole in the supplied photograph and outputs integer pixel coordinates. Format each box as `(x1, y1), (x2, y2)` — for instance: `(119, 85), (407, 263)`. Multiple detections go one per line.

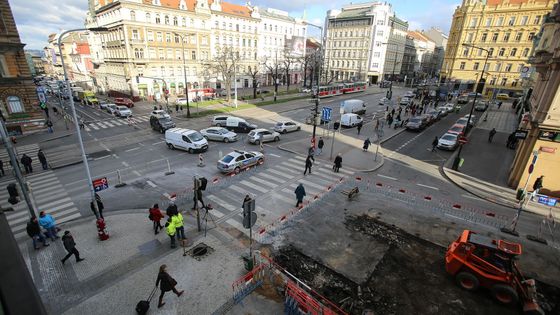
(306, 22), (324, 149)
(174, 32), (194, 118)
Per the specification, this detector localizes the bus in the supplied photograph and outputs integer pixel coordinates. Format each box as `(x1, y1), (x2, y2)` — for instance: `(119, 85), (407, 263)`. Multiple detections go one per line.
(342, 82), (367, 94)
(317, 84), (344, 98)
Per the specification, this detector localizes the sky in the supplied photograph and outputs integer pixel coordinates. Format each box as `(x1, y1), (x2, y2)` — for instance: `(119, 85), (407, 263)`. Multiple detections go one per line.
(11, 0), (460, 51)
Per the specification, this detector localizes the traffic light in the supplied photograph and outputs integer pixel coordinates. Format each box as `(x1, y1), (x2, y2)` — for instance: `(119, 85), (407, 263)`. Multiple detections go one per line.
(242, 198), (256, 229)
(333, 121), (340, 130)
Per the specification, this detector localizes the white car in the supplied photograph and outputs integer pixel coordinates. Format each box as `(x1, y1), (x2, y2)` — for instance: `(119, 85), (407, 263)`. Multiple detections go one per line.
(200, 127), (238, 142)
(444, 103), (455, 113)
(247, 129), (280, 144)
(399, 97), (411, 105)
(106, 104), (118, 115)
(100, 102), (113, 110)
(115, 106), (132, 117)
(273, 121), (301, 133)
(436, 106), (448, 117)
(379, 97), (390, 105)
(176, 98), (188, 105)
(217, 150), (264, 174)
(437, 133), (459, 150)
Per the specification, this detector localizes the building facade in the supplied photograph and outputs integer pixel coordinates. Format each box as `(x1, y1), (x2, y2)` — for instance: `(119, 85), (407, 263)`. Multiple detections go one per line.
(0, 0), (44, 135)
(401, 31), (437, 83)
(508, 2), (560, 195)
(422, 27), (448, 81)
(324, 2), (408, 85)
(443, 0), (555, 97)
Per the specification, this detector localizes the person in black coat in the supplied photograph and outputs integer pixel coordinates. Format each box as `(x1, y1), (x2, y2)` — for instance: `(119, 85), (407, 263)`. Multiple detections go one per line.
(21, 154), (33, 174)
(156, 264), (184, 308)
(166, 202), (178, 217)
(303, 155), (313, 175)
(61, 231), (84, 264)
(333, 154), (342, 173)
(26, 217), (49, 249)
(37, 149), (48, 170)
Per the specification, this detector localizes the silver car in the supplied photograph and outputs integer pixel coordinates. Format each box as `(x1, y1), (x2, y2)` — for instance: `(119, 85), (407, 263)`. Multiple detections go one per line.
(247, 129), (280, 144)
(273, 121), (301, 134)
(200, 127), (238, 142)
(115, 106), (132, 117)
(106, 104), (118, 115)
(217, 150), (264, 174)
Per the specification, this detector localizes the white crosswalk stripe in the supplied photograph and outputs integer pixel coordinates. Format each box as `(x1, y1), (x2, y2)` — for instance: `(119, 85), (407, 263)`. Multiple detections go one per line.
(202, 157), (355, 237)
(0, 170), (82, 240)
(84, 115), (150, 132)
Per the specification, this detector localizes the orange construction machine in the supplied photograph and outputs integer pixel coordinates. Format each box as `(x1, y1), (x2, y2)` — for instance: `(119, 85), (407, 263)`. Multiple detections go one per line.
(445, 230), (543, 315)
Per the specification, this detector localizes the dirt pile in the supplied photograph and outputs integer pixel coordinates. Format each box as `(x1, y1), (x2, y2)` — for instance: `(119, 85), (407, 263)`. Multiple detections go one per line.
(273, 214), (560, 315)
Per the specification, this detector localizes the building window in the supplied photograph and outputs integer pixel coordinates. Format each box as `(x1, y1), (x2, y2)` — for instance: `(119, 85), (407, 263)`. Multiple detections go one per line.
(7, 96), (24, 113)
(501, 78), (507, 86)
(149, 48), (156, 59)
(459, 62), (466, 70)
(508, 16), (516, 26)
(485, 17), (492, 27)
(155, 14), (161, 24)
(158, 48), (164, 59)
(510, 48), (517, 57)
(146, 13), (151, 22)
(488, 48), (494, 56)
(156, 32), (162, 41)
(496, 16), (504, 26)
(528, 32), (535, 40)
(167, 49), (173, 59)
(132, 29), (139, 40)
(522, 48), (530, 57)
(505, 63), (512, 72)
(534, 15), (541, 25)
(495, 63), (501, 71)
(512, 79), (519, 87)
(377, 30), (383, 36)
(466, 33), (473, 42)
(498, 48), (505, 56)
(173, 17), (178, 26)
(473, 62), (479, 70)
(164, 15), (169, 25)
(462, 48), (469, 56)
(469, 17), (478, 28)
(191, 51), (196, 60)
(492, 33), (498, 42)
(489, 77), (496, 85)
(130, 10), (136, 21)
(174, 34), (180, 43)
(481, 33), (487, 42)
(372, 63), (379, 68)
(147, 31), (154, 41)
(373, 52), (380, 58)
(516, 64), (524, 72)
(520, 16), (528, 25)
(166, 33), (172, 42)
(503, 32), (510, 41)
(377, 19), (384, 25)
(176, 49), (181, 59)
(182, 18), (186, 27)
(515, 32), (522, 41)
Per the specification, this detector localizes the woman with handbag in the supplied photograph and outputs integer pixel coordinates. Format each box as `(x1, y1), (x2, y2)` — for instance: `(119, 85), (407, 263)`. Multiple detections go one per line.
(155, 264), (184, 308)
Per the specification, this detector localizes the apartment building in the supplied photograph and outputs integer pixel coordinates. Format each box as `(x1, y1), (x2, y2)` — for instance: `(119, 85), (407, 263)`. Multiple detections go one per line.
(324, 2), (408, 84)
(443, 0), (555, 96)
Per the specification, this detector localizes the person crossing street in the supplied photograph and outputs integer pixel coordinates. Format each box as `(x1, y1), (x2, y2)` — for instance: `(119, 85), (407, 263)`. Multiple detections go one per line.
(333, 153), (342, 173)
(37, 149), (48, 170)
(431, 137), (438, 152)
(488, 128), (497, 143)
(295, 183), (306, 207)
(21, 154), (33, 174)
(317, 137), (324, 155)
(303, 155), (313, 175)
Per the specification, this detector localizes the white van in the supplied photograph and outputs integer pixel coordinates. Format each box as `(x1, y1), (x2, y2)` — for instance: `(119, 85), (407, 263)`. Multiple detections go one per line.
(340, 99), (367, 115)
(340, 113), (363, 127)
(165, 128), (208, 153)
(225, 117), (257, 133)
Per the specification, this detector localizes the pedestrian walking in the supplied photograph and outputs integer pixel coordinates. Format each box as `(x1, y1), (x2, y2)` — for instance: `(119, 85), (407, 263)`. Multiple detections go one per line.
(26, 217), (49, 250)
(333, 153), (342, 173)
(149, 204), (164, 234)
(488, 128), (497, 143)
(531, 176), (544, 200)
(165, 219), (176, 248)
(357, 121), (363, 135)
(38, 211), (59, 240)
(307, 146), (315, 161)
(374, 119), (379, 131)
(90, 194), (105, 219)
(61, 231), (84, 264)
(156, 264), (184, 308)
(171, 211), (185, 241)
(363, 138), (371, 152)
(0, 159), (4, 177)
(79, 118), (85, 130)
(303, 155), (313, 175)
(166, 201), (178, 217)
(497, 101), (503, 109)
(295, 183), (306, 207)
(46, 120), (54, 133)
(21, 154), (33, 174)
(317, 137), (324, 155)
(242, 194), (252, 208)
(37, 149), (48, 170)
(431, 137), (438, 152)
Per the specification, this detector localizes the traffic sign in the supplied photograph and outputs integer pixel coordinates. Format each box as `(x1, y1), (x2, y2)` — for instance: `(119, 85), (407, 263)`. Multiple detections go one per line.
(321, 107), (332, 122)
(242, 199), (257, 228)
(537, 195), (557, 207)
(92, 177), (109, 192)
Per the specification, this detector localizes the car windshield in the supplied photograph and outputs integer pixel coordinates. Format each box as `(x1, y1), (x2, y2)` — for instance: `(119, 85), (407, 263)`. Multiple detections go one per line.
(188, 132), (204, 142)
(275, 122), (283, 126)
(409, 118), (421, 123)
(217, 128), (228, 134)
(442, 135), (456, 141)
(159, 118), (172, 124)
(221, 155), (234, 163)
(456, 119), (468, 124)
(450, 126), (462, 131)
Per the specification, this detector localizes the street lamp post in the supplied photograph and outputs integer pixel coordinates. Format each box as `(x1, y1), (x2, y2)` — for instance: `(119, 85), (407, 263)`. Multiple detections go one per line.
(305, 22), (323, 150)
(173, 32), (196, 118)
(452, 43), (490, 171)
(58, 27), (108, 219)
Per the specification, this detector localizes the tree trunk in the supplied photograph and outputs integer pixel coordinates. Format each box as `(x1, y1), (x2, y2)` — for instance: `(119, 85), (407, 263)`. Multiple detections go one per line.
(252, 78), (257, 99)
(286, 69), (290, 92)
(309, 66), (314, 89)
(274, 72), (278, 102)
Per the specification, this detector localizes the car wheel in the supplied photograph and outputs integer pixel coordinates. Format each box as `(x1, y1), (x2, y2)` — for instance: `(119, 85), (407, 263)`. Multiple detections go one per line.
(282, 129), (287, 134)
(274, 136), (279, 142)
(491, 284), (518, 305)
(188, 148), (193, 154)
(297, 126), (301, 131)
(223, 137), (230, 143)
(160, 127), (165, 134)
(455, 271), (479, 291)
(216, 123), (222, 127)
(255, 139), (260, 145)
(167, 143), (174, 150)
(234, 167), (241, 174)
(257, 158), (264, 165)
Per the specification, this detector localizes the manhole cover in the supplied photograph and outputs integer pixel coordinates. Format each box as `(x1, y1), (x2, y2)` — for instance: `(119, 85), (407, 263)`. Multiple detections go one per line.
(187, 242), (214, 260)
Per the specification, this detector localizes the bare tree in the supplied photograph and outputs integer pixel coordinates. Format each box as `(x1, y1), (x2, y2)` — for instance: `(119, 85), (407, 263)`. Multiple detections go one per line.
(246, 65), (259, 99)
(203, 46), (240, 104)
(262, 52), (283, 102)
(283, 52), (299, 92)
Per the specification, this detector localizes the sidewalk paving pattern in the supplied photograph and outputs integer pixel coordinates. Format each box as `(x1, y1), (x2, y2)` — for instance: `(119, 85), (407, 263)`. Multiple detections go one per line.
(0, 170), (82, 240)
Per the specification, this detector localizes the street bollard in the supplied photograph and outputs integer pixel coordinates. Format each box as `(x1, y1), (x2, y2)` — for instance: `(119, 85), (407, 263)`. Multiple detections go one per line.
(165, 159), (175, 175)
(115, 169), (127, 187)
(198, 153), (205, 167)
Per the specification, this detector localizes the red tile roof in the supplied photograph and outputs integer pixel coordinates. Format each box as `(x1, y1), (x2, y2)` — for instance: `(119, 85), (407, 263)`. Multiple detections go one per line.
(99, 0), (253, 18)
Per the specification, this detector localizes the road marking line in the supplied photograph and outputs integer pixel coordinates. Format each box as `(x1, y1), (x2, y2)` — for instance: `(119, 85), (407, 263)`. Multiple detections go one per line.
(94, 155), (111, 161)
(416, 183), (439, 190)
(377, 174), (397, 180)
(269, 153), (281, 157)
(112, 154), (119, 159)
(125, 147), (140, 152)
(146, 180), (157, 188)
(133, 170), (142, 176)
(152, 141), (165, 145)
(121, 161), (129, 167)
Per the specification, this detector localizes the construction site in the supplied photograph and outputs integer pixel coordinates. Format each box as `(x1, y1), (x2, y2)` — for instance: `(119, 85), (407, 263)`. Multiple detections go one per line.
(228, 178), (560, 315)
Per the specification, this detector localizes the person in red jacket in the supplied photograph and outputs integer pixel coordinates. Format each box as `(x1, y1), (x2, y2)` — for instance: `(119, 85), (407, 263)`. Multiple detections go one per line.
(149, 203), (164, 234)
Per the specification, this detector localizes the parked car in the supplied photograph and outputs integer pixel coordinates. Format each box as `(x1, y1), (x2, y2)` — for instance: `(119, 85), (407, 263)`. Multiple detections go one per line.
(457, 96), (469, 104)
(115, 106), (132, 118)
(456, 117), (475, 128)
(405, 116), (427, 131)
(426, 109), (441, 121)
(447, 124), (466, 136)
(212, 115), (232, 127)
(379, 97), (390, 105)
(150, 111), (175, 133)
(273, 121), (301, 133)
(436, 106), (449, 117)
(165, 128), (208, 153)
(248, 129), (280, 144)
(200, 127), (238, 142)
(225, 117), (257, 133)
(340, 113), (363, 127)
(114, 97), (134, 108)
(475, 101), (489, 111)
(217, 150), (264, 174)
(99, 102), (113, 110)
(437, 133), (459, 150)
(106, 104), (118, 115)
(444, 103), (455, 113)
(496, 93), (509, 100)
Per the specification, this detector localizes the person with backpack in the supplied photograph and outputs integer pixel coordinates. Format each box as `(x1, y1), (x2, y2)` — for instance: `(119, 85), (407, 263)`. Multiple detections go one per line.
(26, 217), (49, 250)
(149, 204), (164, 234)
(156, 264), (184, 308)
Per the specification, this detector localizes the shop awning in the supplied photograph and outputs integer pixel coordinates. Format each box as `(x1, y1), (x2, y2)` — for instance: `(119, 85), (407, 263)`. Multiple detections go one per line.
(170, 83), (176, 88)
(178, 82), (184, 88)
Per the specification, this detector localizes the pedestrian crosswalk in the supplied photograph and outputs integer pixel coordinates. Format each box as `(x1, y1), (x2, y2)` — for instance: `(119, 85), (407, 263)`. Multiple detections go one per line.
(0, 170), (82, 240)
(84, 115), (150, 132)
(202, 155), (354, 236)
(0, 143), (43, 176)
